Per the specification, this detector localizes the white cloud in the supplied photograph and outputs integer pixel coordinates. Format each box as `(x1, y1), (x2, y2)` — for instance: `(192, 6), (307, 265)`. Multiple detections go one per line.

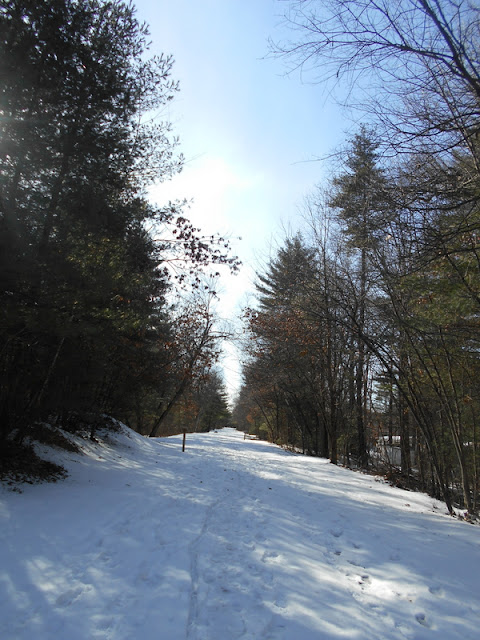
(149, 155), (263, 238)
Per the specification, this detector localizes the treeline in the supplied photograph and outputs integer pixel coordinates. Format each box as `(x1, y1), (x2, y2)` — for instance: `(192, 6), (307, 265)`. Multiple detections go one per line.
(234, 0), (480, 516)
(0, 0), (233, 451)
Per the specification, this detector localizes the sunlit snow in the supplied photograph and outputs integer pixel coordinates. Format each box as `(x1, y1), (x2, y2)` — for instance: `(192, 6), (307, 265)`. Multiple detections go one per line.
(1, 427), (478, 639)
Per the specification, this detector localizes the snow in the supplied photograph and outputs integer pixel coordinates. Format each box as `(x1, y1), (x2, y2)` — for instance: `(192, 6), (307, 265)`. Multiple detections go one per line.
(1, 426), (479, 640)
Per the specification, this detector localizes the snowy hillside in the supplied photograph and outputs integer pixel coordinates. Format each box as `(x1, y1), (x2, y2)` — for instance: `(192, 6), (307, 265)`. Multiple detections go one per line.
(1, 426), (479, 640)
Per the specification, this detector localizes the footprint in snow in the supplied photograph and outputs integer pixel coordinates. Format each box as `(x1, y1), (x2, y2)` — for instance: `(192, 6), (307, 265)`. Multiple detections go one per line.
(262, 551), (279, 563)
(329, 527), (344, 538)
(97, 550), (112, 564)
(203, 568), (217, 584)
(153, 529), (167, 547)
(263, 613), (287, 639)
(348, 558), (363, 567)
(95, 615), (115, 631)
(55, 586), (85, 607)
(415, 612), (430, 627)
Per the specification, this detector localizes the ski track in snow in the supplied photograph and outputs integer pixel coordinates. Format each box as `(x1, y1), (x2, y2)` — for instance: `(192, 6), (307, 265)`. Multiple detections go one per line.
(1, 427), (479, 640)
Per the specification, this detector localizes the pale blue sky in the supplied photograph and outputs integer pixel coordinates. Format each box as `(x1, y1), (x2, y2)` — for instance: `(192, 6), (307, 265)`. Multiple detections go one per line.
(133, 0), (347, 397)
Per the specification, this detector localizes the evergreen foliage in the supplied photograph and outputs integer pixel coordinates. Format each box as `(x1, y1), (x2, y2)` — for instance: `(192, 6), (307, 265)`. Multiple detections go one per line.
(236, 123), (480, 515)
(0, 0), (236, 453)
(231, 0), (480, 516)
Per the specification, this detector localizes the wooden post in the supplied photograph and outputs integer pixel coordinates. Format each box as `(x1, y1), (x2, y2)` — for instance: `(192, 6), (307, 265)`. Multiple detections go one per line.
(182, 430), (186, 452)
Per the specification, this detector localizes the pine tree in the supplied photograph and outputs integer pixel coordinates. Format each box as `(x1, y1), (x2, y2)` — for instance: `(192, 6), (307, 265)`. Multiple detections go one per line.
(329, 128), (388, 467)
(0, 0), (181, 439)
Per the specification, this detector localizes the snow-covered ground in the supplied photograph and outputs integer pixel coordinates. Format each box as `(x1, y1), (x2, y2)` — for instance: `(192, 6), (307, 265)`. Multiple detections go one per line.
(1, 426), (479, 640)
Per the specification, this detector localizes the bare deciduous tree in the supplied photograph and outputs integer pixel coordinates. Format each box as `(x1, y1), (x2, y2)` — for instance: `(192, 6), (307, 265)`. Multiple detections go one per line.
(275, 0), (480, 159)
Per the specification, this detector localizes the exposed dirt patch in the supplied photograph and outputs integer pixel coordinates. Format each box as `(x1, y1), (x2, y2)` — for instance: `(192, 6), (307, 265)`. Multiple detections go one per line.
(0, 440), (67, 488)
(28, 422), (81, 453)
(1, 417), (128, 489)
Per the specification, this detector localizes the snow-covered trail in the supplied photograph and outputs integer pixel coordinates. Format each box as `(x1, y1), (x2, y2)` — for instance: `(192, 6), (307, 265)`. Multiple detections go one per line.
(1, 427), (479, 640)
